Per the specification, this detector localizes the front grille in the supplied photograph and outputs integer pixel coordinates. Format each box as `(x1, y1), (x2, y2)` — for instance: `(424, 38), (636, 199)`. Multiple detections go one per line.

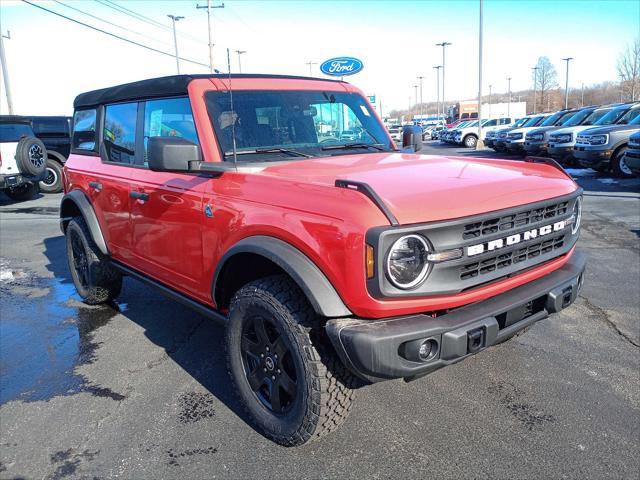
(462, 201), (569, 240)
(460, 234), (565, 280)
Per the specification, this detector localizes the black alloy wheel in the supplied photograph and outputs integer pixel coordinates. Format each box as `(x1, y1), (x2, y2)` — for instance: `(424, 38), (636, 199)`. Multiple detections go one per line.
(241, 314), (298, 414)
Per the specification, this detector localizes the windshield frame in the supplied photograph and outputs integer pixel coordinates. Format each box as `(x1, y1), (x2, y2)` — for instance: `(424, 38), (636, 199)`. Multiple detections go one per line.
(205, 89), (395, 162)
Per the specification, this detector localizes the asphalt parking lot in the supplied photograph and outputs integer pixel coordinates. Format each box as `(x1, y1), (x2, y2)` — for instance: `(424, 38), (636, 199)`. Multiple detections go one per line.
(1, 148), (639, 479)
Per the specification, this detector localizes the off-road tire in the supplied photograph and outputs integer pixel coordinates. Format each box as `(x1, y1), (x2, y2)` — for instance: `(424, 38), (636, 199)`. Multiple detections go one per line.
(39, 159), (64, 193)
(225, 275), (357, 446)
(65, 217), (122, 305)
(4, 182), (39, 201)
(611, 147), (633, 178)
(15, 137), (47, 177)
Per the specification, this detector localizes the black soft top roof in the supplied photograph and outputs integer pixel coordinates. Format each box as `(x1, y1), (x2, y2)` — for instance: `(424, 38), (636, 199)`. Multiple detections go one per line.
(0, 115), (32, 125)
(73, 74), (345, 109)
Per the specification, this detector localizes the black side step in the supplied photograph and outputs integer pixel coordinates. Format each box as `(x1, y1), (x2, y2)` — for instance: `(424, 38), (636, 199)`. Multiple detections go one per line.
(111, 261), (227, 324)
(335, 179), (399, 226)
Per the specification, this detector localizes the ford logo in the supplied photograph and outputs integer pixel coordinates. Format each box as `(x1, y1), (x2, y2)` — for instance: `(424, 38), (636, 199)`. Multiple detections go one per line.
(320, 57), (363, 76)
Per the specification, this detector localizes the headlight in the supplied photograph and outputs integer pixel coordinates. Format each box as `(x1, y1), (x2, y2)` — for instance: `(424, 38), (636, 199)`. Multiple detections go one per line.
(528, 133), (544, 141)
(555, 133), (573, 143)
(571, 197), (582, 235)
(386, 235), (431, 289)
(588, 134), (608, 145)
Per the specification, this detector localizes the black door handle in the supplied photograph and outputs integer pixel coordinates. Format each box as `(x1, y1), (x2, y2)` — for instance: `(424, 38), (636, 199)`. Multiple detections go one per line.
(88, 181), (102, 191)
(129, 191), (149, 201)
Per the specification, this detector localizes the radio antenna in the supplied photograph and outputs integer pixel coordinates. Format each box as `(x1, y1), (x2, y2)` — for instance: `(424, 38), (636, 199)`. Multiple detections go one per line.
(226, 47), (238, 171)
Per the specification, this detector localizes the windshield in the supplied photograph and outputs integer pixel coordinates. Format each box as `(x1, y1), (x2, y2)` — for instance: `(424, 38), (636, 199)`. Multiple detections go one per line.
(595, 107), (630, 126)
(512, 117), (528, 128)
(0, 123), (34, 142)
(629, 114), (640, 126)
(540, 111), (569, 127)
(562, 109), (595, 127)
(206, 90), (393, 161)
(523, 116), (545, 127)
(617, 108), (640, 125)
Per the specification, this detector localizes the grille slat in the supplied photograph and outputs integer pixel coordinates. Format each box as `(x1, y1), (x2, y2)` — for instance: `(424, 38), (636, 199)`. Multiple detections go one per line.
(462, 201), (568, 240)
(460, 235), (565, 280)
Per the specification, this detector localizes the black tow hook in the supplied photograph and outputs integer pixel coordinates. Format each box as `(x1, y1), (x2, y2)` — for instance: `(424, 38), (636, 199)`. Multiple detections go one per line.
(467, 327), (486, 354)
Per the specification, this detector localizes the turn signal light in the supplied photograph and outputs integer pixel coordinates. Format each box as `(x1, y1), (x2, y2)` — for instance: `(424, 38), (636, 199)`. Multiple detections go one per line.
(366, 244), (375, 279)
(426, 248), (463, 263)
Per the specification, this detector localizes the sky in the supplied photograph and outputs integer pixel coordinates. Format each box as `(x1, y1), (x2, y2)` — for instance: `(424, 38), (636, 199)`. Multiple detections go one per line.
(0, 0), (638, 116)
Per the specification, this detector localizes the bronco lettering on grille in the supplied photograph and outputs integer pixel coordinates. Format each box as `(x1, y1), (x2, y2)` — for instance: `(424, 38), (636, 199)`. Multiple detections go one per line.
(466, 220), (566, 257)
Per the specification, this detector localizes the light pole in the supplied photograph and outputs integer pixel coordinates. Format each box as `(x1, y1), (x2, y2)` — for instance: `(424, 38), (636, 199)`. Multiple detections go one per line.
(532, 66), (539, 114)
(167, 15), (184, 74)
(0, 30), (13, 114)
(507, 76), (512, 117)
(581, 83), (584, 107)
(413, 84), (418, 114)
(433, 65), (442, 119)
(436, 41), (452, 120)
(417, 76), (424, 118)
(305, 61), (317, 76)
(196, 1), (225, 73)
(488, 84), (492, 118)
(476, 0), (484, 148)
(236, 49), (246, 73)
(562, 57), (573, 109)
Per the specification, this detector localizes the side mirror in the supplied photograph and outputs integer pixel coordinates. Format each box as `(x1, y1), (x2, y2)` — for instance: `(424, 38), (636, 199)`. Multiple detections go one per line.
(402, 125), (423, 152)
(148, 137), (203, 172)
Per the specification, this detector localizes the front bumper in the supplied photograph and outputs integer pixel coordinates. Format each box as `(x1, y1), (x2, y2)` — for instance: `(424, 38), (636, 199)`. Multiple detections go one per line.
(326, 252), (586, 383)
(573, 146), (613, 167)
(485, 138), (495, 148)
(524, 141), (548, 156)
(548, 145), (574, 160)
(506, 141), (525, 152)
(0, 174), (29, 189)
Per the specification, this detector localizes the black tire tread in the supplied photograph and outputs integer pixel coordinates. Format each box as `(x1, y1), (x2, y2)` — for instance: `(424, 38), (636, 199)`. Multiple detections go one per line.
(67, 217), (122, 305)
(227, 275), (357, 446)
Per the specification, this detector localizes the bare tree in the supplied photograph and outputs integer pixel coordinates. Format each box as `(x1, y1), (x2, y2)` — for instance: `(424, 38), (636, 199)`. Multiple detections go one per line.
(617, 38), (640, 101)
(532, 56), (558, 112)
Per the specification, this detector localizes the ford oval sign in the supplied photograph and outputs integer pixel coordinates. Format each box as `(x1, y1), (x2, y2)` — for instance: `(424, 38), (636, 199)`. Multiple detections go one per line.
(320, 57), (363, 76)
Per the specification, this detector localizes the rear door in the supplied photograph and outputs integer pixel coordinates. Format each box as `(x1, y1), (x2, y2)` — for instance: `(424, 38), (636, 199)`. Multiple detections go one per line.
(127, 97), (207, 299)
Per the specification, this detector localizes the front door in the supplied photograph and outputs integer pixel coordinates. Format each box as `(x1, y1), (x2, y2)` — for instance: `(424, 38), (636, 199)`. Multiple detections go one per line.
(127, 97), (207, 300)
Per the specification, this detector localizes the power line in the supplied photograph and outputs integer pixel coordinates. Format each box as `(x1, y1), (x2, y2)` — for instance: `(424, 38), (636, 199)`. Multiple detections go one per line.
(53, 0), (173, 48)
(22, 0), (209, 68)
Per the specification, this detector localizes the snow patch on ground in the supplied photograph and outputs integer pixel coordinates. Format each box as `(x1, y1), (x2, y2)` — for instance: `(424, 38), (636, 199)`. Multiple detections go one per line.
(565, 168), (596, 177)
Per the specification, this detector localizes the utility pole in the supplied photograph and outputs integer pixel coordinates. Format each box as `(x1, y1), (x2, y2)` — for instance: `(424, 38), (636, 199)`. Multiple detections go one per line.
(305, 61), (317, 77)
(236, 50), (246, 73)
(436, 41), (452, 120)
(476, 0), (484, 148)
(433, 65), (442, 119)
(167, 15), (184, 74)
(0, 30), (13, 115)
(532, 66), (539, 114)
(417, 76), (424, 118)
(196, 1), (225, 73)
(562, 57), (573, 109)
(507, 76), (512, 116)
(488, 84), (492, 118)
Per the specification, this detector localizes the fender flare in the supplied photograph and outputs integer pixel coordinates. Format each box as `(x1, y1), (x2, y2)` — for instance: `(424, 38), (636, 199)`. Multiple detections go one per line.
(59, 189), (109, 255)
(213, 236), (352, 318)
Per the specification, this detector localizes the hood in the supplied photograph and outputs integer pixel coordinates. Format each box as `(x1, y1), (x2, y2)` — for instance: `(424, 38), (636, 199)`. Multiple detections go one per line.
(255, 152), (577, 225)
(578, 124), (640, 136)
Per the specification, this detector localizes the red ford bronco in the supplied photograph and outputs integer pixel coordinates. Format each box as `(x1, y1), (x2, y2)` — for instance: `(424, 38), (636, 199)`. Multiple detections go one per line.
(61, 74), (585, 446)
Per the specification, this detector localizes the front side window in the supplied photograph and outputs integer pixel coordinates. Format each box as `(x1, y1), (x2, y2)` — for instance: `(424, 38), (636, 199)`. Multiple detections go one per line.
(206, 90), (393, 162)
(0, 123), (34, 142)
(143, 97), (199, 166)
(617, 108), (640, 125)
(103, 103), (137, 164)
(72, 109), (97, 151)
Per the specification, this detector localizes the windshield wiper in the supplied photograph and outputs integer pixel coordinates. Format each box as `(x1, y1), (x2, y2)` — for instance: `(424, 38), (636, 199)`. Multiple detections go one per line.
(321, 143), (386, 151)
(224, 148), (312, 158)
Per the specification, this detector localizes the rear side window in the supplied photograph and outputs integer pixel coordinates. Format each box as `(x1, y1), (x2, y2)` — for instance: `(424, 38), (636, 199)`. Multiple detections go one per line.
(0, 123), (34, 142)
(103, 103), (138, 164)
(143, 97), (198, 166)
(72, 109), (97, 151)
(32, 118), (69, 136)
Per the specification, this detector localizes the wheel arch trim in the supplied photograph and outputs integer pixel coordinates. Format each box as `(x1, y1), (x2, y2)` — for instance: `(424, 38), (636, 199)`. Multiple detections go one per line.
(213, 235), (352, 318)
(59, 189), (109, 255)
